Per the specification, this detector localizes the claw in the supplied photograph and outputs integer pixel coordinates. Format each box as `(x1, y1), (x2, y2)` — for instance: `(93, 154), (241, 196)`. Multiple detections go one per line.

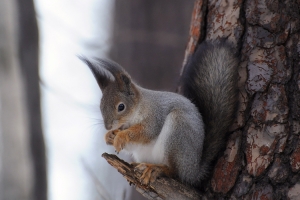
(133, 163), (167, 185)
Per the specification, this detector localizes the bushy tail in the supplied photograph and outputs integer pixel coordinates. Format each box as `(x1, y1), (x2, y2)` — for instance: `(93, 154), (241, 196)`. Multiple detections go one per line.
(180, 41), (239, 176)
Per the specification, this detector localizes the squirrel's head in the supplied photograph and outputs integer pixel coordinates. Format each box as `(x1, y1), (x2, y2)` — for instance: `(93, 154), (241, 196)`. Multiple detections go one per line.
(80, 57), (140, 130)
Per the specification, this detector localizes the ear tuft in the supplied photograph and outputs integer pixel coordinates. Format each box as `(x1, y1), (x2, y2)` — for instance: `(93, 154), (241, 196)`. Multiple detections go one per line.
(93, 58), (134, 94)
(79, 56), (115, 90)
(95, 58), (125, 75)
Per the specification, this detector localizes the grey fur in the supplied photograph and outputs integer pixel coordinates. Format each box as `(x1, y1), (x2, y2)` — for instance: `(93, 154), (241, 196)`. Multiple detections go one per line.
(82, 41), (238, 186)
(120, 87), (205, 185)
(181, 41), (239, 182)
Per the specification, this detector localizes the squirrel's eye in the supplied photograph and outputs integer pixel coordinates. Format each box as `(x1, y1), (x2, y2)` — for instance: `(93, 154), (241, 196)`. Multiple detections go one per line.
(118, 103), (125, 112)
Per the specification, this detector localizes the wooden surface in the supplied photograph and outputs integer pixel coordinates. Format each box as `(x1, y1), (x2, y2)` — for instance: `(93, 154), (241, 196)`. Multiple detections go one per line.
(102, 153), (202, 200)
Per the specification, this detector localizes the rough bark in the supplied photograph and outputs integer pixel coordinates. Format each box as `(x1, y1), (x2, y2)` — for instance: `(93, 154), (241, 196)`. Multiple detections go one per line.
(184, 0), (300, 199)
(106, 0), (300, 199)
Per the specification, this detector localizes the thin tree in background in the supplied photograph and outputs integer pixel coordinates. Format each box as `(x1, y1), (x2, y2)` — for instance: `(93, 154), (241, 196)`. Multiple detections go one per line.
(17, 0), (47, 199)
(0, 0), (33, 198)
(0, 0), (47, 199)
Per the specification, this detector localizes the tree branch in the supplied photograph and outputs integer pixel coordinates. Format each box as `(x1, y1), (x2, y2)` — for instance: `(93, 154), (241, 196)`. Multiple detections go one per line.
(102, 153), (202, 200)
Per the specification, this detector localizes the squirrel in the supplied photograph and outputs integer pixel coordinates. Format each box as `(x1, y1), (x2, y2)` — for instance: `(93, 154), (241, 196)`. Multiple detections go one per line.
(80, 40), (239, 186)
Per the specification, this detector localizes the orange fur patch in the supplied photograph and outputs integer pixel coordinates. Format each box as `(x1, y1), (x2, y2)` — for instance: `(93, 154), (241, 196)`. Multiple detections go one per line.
(112, 124), (151, 152)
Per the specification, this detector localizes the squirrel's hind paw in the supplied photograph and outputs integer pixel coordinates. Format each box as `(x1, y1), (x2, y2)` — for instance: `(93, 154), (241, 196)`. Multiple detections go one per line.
(134, 163), (171, 185)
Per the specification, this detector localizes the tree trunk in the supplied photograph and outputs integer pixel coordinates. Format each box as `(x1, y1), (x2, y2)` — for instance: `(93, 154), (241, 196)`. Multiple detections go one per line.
(104, 0), (300, 199)
(193, 0), (300, 199)
(182, 0), (300, 198)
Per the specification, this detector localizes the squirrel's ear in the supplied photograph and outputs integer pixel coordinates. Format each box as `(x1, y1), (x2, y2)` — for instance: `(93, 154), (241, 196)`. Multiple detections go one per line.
(79, 56), (115, 90)
(119, 73), (135, 95)
(95, 59), (135, 96)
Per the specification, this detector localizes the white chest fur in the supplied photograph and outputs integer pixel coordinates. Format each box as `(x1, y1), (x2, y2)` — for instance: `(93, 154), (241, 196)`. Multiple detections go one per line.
(123, 112), (173, 165)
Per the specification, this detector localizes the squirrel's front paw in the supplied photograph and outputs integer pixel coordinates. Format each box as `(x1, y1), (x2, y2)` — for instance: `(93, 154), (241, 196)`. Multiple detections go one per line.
(105, 129), (120, 145)
(113, 132), (127, 153)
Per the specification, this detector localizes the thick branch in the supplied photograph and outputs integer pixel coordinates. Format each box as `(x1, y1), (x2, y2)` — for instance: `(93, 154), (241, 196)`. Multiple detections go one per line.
(102, 153), (202, 200)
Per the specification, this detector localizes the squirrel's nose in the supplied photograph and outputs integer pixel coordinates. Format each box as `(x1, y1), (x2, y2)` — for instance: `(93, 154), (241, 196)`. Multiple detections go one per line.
(105, 124), (112, 130)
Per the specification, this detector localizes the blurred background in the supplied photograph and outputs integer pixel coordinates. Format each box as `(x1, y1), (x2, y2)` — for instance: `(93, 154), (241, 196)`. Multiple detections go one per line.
(0, 0), (193, 199)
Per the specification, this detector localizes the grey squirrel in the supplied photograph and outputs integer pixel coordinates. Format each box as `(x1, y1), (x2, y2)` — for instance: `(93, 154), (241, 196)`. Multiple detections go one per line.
(80, 41), (239, 186)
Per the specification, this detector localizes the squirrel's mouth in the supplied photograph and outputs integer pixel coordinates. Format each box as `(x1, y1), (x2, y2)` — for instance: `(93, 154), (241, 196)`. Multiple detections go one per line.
(118, 123), (129, 130)
(111, 120), (129, 131)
